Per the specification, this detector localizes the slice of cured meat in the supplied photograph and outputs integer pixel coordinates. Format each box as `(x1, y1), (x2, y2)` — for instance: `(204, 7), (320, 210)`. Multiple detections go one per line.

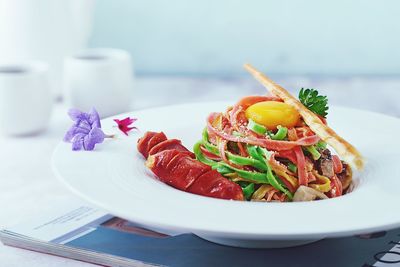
(188, 169), (244, 200)
(146, 149), (243, 200)
(148, 139), (194, 158)
(146, 149), (210, 190)
(137, 131), (167, 158)
(139, 131), (244, 201)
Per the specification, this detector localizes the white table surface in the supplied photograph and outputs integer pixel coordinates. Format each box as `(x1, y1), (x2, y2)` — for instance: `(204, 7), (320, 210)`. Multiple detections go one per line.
(1, 76), (399, 266)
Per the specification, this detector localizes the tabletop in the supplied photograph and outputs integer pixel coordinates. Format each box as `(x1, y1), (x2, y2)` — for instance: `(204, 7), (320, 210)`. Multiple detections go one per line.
(1, 75), (399, 267)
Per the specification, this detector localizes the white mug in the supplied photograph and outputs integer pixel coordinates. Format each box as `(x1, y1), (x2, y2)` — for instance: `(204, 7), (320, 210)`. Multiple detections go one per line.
(0, 0), (95, 99)
(64, 48), (134, 118)
(0, 62), (52, 136)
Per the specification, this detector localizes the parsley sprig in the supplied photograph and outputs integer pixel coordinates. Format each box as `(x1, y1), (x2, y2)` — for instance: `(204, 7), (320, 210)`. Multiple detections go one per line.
(298, 88), (328, 118)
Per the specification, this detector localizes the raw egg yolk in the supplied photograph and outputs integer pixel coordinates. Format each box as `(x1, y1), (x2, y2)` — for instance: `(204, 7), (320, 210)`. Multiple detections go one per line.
(245, 101), (300, 130)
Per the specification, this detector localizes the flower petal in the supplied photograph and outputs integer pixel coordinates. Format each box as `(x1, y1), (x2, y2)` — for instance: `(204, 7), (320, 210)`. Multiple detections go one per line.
(71, 133), (86, 151)
(83, 127), (105, 150)
(119, 117), (135, 124)
(114, 117), (138, 135)
(64, 124), (93, 142)
(72, 139), (84, 151)
(63, 127), (76, 142)
(75, 119), (92, 132)
(88, 107), (101, 128)
(64, 107), (106, 151)
(68, 108), (85, 122)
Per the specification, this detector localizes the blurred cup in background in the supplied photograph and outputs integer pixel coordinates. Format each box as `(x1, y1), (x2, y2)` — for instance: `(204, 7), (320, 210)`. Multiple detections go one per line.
(0, 0), (95, 99)
(0, 62), (52, 136)
(64, 48), (134, 118)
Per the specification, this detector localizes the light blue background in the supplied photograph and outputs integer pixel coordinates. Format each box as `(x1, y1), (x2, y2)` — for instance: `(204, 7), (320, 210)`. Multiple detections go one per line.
(90, 0), (400, 76)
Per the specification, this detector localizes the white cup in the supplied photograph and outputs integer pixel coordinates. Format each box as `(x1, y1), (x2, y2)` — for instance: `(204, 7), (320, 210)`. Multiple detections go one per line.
(0, 62), (52, 136)
(0, 0), (95, 99)
(64, 48), (134, 118)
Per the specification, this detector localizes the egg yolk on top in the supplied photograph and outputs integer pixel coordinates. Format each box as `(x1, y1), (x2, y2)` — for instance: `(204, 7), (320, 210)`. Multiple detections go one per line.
(245, 101), (300, 130)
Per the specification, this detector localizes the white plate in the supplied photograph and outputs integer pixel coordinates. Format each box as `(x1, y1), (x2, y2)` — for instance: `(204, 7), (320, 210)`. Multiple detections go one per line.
(52, 101), (400, 248)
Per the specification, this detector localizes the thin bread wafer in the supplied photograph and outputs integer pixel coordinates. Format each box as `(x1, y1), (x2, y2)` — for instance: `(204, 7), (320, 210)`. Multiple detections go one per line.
(244, 63), (364, 170)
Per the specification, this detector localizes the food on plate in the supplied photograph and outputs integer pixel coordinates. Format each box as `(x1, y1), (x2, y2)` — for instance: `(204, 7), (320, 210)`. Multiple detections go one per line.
(137, 132), (244, 200)
(138, 64), (363, 202)
(137, 131), (194, 158)
(244, 64), (364, 170)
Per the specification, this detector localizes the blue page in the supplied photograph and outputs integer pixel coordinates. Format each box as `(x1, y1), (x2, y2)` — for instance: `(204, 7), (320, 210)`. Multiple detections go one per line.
(66, 218), (400, 267)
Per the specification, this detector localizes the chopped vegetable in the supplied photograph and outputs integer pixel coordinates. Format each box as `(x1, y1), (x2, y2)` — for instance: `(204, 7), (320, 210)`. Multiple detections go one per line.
(227, 153), (268, 171)
(270, 125), (288, 140)
(214, 164), (233, 174)
(216, 162), (268, 183)
(309, 172), (331, 192)
(247, 119), (267, 135)
(193, 141), (218, 167)
(202, 128), (220, 154)
(201, 129), (267, 171)
(246, 145), (264, 162)
(257, 147), (293, 200)
(242, 183), (255, 200)
(287, 162), (297, 173)
(293, 185), (328, 201)
(315, 140), (327, 150)
(305, 145), (321, 160)
(252, 185), (274, 200)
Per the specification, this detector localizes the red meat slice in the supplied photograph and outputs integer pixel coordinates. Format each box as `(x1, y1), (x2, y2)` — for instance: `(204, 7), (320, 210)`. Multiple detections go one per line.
(137, 131), (156, 158)
(137, 131), (167, 158)
(188, 170), (244, 200)
(146, 132), (168, 156)
(146, 150), (244, 200)
(148, 139), (194, 158)
(146, 150), (210, 190)
(139, 131), (244, 201)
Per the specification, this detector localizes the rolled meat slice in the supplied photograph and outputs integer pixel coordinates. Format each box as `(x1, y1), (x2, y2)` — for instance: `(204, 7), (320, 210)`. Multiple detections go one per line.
(188, 170), (244, 200)
(146, 149), (244, 200)
(146, 149), (210, 190)
(148, 138), (194, 158)
(137, 131), (167, 158)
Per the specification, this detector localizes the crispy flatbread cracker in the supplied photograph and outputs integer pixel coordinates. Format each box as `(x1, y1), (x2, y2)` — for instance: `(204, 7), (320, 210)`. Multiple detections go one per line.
(244, 63), (364, 170)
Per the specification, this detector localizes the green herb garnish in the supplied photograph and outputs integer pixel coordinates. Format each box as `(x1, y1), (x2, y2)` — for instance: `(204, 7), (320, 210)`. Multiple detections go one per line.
(298, 88), (328, 118)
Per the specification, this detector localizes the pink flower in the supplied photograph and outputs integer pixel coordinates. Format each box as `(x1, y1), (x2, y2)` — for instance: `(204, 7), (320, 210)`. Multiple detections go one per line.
(114, 117), (138, 136)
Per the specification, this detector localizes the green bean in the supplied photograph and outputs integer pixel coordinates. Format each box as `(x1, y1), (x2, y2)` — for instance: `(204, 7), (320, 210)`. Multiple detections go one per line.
(199, 129), (293, 200)
(202, 129), (219, 154)
(305, 145), (321, 160)
(287, 162), (298, 173)
(270, 125), (288, 140)
(247, 119), (267, 135)
(227, 153), (268, 171)
(212, 164), (233, 174)
(315, 140), (327, 150)
(246, 145), (264, 162)
(257, 147), (293, 200)
(193, 141), (218, 167)
(202, 128), (267, 171)
(216, 162), (268, 183)
(242, 183), (255, 200)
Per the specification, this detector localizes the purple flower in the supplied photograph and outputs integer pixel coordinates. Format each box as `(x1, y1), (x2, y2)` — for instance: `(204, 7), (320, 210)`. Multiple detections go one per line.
(64, 108), (105, 151)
